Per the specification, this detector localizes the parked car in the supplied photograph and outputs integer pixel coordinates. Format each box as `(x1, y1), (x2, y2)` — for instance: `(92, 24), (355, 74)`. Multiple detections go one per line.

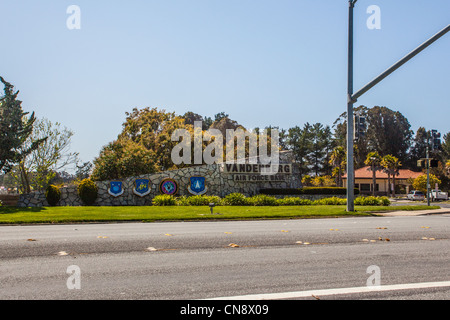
(407, 190), (425, 201)
(429, 190), (449, 201)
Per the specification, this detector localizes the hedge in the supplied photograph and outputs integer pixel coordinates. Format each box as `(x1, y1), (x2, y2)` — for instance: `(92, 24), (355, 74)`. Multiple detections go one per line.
(260, 187), (360, 195)
(151, 194), (389, 206)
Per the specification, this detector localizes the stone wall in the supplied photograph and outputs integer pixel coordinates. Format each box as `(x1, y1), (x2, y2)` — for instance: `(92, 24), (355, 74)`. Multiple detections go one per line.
(18, 151), (301, 207)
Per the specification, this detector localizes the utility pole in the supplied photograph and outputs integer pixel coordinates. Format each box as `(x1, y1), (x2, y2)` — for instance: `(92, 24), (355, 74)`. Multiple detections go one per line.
(345, 0), (449, 212)
(346, 0), (357, 212)
(426, 134), (431, 206)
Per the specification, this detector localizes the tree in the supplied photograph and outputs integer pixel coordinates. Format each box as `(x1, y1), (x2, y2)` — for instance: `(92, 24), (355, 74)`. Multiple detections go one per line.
(301, 175), (312, 187)
(332, 105), (369, 168)
(75, 161), (93, 180)
(311, 175), (335, 187)
(319, 125), (336, 176)
(364, 151), (382, 196)
(412, 174), (441, 194)
(381, 154), (402, 197)
(0, 77), (44, 174)
(329, 146), (346, 187)
(182, 112), (210, 130)
(214, 112), (229, 122)
(333, 105), (413, 168)
(407, 127), (429, 168)
(91, 138), (158, 181)
(119, 107), (192, 171)
(286, 123), (313, 177)
(365, 106), (413, 164)
(442, 132), (450, 160)
(307, 123), (335, 176)
(17, 118), (79, 192)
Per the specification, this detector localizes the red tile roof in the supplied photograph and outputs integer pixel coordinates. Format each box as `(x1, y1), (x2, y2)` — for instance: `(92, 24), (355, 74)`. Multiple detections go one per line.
(343, 166), (423, 180)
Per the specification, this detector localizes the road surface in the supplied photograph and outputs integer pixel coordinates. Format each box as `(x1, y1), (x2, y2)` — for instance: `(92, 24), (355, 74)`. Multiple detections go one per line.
(0, 214), (449, 301)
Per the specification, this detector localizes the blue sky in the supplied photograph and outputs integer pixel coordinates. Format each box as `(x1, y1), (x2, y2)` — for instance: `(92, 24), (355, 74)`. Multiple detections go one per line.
(1, 0), (449, 166)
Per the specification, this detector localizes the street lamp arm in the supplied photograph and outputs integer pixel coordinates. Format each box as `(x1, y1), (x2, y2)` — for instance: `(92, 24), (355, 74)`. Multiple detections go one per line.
(351, 24), (450, 102)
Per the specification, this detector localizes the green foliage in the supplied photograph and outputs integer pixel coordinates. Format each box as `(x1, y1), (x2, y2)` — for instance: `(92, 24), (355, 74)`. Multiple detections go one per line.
(45, 185), (61, 206)
(17, 118), (78, 193)
(354, 196), (390, 206)
(260, 187), (359, 195)
(311, 175), (335, 187)
(223, 193), (249, 206)
(91, 108), (192, 181)
(276, 197), (313, 206)
(183, 195), (210, 206)
(175, 195), (223, 206)
(202, 195), (223, 206)
(379, 196), (391, 206)
(0, 77), (45, 174)
(169, 193), (389, 207)
(91, 139), (158, 181)
(412, 174), (441, 194)
(152, 194), (177, 206)
(77, 179), (98, 206)
(313, 197), (347, 205)
(247, 194), (278, 206)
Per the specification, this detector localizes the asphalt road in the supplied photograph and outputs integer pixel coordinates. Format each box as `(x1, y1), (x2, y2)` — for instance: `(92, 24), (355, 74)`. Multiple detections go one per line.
(0, 214), (449, 301)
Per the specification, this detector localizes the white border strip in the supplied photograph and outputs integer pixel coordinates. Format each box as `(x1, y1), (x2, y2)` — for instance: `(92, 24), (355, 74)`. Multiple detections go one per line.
(206, 281), (450, 300)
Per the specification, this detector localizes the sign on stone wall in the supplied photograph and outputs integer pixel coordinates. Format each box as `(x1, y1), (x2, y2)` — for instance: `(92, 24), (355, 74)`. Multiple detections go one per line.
(108, 181), (124, 197)
(223, 163), (292, 183)
(223, 164), (292, 174)
(133, 179), (151, 197)
(233, 174), (289, 182)
(17, 151), (301, 207)
(159, 178), (179, 195)
(188, 176), (208, 195)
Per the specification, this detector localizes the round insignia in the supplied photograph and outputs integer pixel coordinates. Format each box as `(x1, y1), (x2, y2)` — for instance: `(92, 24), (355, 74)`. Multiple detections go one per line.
(159, 178), (178, 195)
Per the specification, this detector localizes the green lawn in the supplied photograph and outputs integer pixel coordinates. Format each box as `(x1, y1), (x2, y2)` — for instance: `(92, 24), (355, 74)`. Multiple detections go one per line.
(0, 205), (441, 224)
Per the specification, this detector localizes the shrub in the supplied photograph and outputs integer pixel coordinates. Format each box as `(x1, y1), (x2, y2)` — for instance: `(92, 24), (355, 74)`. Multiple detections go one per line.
(77, 179), (98, 206)
(203, 195), (223, 206)
(248, 194), (278, 206)
(152, 194), (177, 206)
(313, 197), (346, 205)
(45, 185), (61, 206)
(277, 197), (313, 206)
(184, 195), (211, 206)
(224, 193), (249, 206)
(176, 196), (189, 206)
(260, 187), (360, 196)
(354, 196), (390, 206)
(379, 196), (391, 206)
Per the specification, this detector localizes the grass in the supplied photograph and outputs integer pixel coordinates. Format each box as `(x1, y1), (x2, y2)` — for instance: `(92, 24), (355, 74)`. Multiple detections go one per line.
(0, 204), (441, 225)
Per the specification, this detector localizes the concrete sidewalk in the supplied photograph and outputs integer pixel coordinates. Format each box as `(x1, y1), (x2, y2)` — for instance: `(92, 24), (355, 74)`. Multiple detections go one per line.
(375, 207), (450, 217)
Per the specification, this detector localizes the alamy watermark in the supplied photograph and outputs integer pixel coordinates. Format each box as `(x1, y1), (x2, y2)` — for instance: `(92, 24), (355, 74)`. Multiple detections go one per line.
(366, 265), (381, 288)
(67, 265), (81, 290)
(66, 5), (81, 30)
(171, 121), (280, 175)
(367, 5), (381, 30)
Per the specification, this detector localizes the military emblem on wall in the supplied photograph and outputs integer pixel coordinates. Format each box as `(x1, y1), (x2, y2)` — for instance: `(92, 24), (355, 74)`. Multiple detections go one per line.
(133, 179), (151, 197)
(108, 181), (124, 197)
(188, 176), (207, 195)
(159, 178), (178, 195)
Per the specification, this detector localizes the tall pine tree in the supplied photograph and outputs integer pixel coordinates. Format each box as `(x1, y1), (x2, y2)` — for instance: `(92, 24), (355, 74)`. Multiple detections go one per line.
(0, 77), (43, 174)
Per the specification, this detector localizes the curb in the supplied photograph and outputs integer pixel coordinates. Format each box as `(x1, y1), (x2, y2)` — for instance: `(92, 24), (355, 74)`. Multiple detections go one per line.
(375, 208), (450, 217)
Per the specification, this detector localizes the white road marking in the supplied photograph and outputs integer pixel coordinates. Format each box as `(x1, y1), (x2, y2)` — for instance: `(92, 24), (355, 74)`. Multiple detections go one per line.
(206, 281), (450, 300)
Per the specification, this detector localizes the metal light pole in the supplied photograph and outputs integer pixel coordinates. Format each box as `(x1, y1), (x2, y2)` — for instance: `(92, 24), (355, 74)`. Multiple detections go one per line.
(346, 0), (357, 212)
(426, 133), (431, 206)
(345, 0), (449, 212)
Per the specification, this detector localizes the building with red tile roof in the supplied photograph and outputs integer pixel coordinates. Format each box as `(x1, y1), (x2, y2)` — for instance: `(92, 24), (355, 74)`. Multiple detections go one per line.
(342, 166), (423, 195)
